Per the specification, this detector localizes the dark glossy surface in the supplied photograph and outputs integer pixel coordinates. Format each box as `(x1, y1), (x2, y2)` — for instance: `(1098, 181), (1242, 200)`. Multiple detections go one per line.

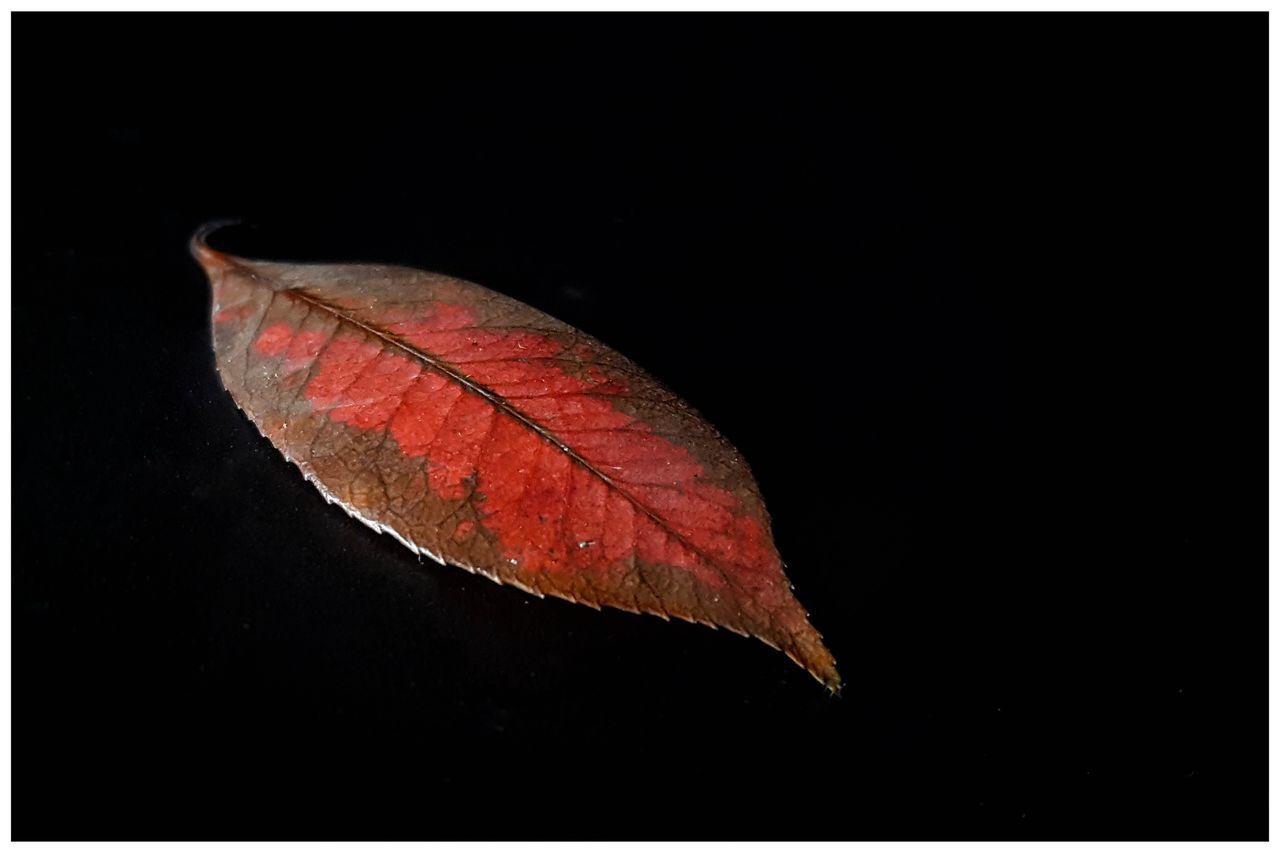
(14, 12), (1263, 840)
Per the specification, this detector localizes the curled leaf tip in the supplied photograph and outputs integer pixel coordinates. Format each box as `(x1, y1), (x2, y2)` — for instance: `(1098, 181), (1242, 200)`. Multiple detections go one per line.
(189, 219), (243, 274)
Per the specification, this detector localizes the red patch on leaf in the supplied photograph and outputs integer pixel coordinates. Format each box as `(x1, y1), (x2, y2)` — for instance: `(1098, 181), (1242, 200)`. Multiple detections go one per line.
(252, 322), (295, 357)
(252, 307), (770, 591)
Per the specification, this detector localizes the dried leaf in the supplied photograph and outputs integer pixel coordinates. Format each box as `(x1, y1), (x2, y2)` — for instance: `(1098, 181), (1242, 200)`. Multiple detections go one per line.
(192, 225), (839, 690)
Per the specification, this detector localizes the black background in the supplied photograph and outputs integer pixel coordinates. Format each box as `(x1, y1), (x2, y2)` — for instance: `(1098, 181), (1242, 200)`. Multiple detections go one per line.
(14, 12), (1264, 840)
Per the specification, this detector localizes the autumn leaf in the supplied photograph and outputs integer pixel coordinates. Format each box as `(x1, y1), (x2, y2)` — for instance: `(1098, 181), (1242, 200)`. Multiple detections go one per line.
(192, 224), (839, 690)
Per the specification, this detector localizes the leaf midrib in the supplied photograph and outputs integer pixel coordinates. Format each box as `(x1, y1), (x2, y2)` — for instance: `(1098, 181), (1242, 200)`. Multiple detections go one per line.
(279, 284), (749, 601)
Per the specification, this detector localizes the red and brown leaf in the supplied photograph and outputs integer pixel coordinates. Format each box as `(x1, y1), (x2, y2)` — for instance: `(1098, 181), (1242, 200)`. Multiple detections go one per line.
(192, 225), (839, 690)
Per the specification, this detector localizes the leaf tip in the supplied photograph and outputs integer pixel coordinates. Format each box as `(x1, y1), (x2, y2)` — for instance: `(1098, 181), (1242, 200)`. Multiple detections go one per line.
(785, 627), (842, 695)
(805, 658), (842, 695)
(190, 219), (243, 275)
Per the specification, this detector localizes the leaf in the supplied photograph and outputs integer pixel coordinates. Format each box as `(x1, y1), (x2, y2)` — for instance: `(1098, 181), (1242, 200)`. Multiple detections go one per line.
(192, 224), (840, 690)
